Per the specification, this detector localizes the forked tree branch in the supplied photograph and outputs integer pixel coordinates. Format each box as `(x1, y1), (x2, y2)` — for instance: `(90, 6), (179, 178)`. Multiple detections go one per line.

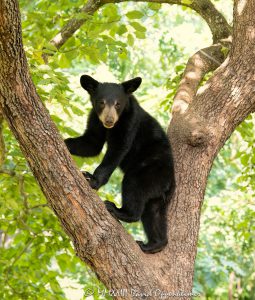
(169, 37), (232, 148)
(50, 0), (231, 50)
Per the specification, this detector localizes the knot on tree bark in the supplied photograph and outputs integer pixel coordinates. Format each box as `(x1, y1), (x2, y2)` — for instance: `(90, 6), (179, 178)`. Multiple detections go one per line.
(170, 114), (210, 147)
(187, 127), (208, 147)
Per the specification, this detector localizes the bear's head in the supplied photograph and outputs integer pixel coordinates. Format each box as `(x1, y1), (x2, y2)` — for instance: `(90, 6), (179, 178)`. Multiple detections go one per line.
(80, 75), (142, 129)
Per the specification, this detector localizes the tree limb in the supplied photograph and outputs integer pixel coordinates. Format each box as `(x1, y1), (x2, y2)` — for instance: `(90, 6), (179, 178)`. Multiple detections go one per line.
(189, 0), (231, 43)
(50, 0), (231, 50)
(172, 42), (229, 114)
(0, 1), (163, 296)
(50, 0), (103, 49)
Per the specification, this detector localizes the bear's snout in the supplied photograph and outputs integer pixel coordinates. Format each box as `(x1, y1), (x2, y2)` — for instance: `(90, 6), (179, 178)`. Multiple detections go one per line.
(99, 104), (119, 128)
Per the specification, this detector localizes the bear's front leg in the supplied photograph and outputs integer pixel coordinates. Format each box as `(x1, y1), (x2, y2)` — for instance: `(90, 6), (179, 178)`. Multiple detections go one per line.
(83, 170), (109, 190)
(65, 137), (78, 154)
(104, 201), (120, 221)
(82, 171), (100, 190)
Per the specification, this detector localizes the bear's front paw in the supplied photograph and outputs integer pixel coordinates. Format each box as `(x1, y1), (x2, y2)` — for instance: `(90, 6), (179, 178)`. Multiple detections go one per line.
(104, 200), (118, 219)
(82, 172), (99, 190)
(64, 138), (76, 153)
(104, 200), (116, 211)
(83, 171), (94, 180)
(136, 240), (145, 248)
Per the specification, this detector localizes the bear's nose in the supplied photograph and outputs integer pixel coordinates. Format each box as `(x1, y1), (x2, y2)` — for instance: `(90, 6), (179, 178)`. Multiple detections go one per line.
(105, 117), (114, 125)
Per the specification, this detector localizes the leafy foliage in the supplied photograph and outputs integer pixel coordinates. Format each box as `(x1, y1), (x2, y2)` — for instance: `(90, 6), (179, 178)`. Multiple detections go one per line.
(1, 0), (254, 299)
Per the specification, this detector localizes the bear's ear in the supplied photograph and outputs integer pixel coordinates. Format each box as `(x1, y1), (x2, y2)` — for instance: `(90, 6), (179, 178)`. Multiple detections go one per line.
(122, 77), (142, 94)
(80, 75), (99, 94)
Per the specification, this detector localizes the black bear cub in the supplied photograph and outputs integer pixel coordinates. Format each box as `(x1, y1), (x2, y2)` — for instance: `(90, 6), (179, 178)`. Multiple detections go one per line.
(65, 75), (175, 254)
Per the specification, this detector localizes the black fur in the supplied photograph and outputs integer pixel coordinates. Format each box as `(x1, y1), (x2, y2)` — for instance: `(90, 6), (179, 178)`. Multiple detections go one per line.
(65, 75), (175, 253)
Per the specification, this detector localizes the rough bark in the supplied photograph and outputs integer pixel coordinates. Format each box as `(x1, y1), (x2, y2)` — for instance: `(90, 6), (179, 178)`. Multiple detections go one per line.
(164, 0), (255, 293)
(1, 0), (255, 299)
(0, 0), (159, 296)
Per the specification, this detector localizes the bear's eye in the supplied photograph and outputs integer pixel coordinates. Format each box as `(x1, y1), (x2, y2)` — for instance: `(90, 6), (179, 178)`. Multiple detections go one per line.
(115, 102), (121, 109)
(99, 101), (105, 108)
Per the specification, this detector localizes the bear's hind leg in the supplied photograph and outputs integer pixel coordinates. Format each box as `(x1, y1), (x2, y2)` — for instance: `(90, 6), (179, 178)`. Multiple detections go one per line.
(138, 198), (168, 254)
(105, 192), (145, 223)
(105, 173), (146, 223)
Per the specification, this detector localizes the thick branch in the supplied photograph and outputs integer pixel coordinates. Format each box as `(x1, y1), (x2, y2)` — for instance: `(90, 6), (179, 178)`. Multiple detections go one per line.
(189, 0), (231, 43)
(172, 0), (255, 152)
(0, 1), (165, 298)
(172, 43), (227, 115)
(50, 0), (231, 50)
(231, 0), (255, 59)
(163, 2), (255, 290)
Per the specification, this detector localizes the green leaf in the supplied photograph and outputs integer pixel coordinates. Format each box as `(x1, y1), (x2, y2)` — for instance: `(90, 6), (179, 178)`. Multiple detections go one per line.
(126, 10), (144, 19)
(50, 280), (62, 294)
(135, 31), (146, 39)
(127, 34), (134, 46)
(117, 24), (127, 35)
(58, 53), (71, 68)
(148, 3), (161, 10)
(130, 21), (146, 32)
(181, 0), (193, 4)
(42, 48), (55, 55)
(240, 154), (249, 166)
(64, 126), (80, 136)
(102, 4), (118, 17)
(75, 12), (92, 20)
(43, 42), (58, 52)
(118, 51), (127, 59)
(70, 105), (84, 117)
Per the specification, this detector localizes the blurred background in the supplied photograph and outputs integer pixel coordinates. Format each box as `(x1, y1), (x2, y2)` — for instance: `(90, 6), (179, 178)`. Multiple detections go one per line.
(0, 0), (254, 299)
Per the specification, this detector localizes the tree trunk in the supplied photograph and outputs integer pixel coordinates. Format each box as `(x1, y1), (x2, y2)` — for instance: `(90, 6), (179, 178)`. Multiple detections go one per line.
(0, 0), (254, 299)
